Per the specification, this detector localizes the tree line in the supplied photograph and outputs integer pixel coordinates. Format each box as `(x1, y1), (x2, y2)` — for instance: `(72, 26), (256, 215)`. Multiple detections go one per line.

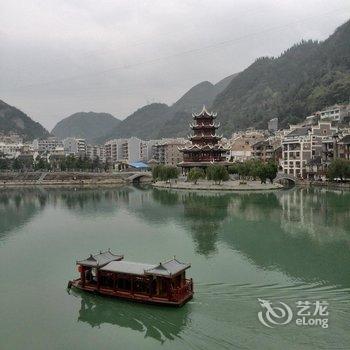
(152, 160), (279, 185)
(327, 158), (350, 181)
(0, 154), (107, 172)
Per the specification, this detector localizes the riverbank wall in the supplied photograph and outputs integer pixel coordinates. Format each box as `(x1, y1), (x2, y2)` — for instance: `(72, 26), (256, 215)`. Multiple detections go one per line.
(298, 180), (350, 191)
(0, 171), (126, 188)
(153, 180), (283, 191)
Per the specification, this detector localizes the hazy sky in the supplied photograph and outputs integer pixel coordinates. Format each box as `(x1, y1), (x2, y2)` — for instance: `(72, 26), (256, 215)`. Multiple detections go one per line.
(1, 0), (349, 130)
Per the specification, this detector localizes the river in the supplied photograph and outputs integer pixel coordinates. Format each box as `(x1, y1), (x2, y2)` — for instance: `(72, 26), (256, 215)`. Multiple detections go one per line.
(0, 186), (349, 350)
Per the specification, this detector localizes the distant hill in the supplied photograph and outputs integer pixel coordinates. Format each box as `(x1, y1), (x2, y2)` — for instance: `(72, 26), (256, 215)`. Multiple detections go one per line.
(0, 99), (48, 140)
(97, 103), (171, 142)
(52, 112), (121, 143)
(97, 74), (237, 142)
(158, 74), (237, 137)
(212, 19), (350, 135)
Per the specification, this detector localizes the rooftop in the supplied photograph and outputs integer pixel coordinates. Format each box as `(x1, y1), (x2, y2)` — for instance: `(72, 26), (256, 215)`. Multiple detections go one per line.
(100, 258), (190, 277)
(128, 161), (150, 169)
(101, 260), (155, 275)
(339, 134), (350, 145)
(77, 250), (124, 267)
(286, 127), (310, 138)
(145, 258), (191, 277)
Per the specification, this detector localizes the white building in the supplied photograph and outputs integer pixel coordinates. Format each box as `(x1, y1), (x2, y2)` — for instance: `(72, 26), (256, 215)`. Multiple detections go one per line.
(32, 137), (62, 154)
(87, 144), (106, 162)
(104, 137), (145, 164)
(319, 104), (349, 122)
(282, 122), (337, 179)
(63, 138), (87, 156)
(268, 118), (278, 132)
(0, 142), (23, 158)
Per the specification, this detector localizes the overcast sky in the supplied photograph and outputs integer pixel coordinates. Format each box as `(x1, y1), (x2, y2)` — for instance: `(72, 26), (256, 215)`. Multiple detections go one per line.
(1, 0), (349, 130)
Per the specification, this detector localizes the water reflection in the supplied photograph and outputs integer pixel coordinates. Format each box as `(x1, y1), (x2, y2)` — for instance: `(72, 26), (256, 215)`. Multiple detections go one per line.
(151, 188), (350, 286)
(1, 187), (350, 286)
(0, 189), (46, 238)
(182, 192), (231, 255)
(74, 290), (190, 344)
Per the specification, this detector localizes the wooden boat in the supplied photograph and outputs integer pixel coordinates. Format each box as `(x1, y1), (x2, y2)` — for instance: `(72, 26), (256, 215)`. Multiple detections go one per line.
(68, 250), (193, 307)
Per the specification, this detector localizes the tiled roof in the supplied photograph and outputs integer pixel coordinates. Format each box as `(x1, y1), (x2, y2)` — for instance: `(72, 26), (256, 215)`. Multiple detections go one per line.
(101, 260), (155, 275)
(77, 250), (123, 267)
(100, 258), (190, 277)
(339, 135), (350, 145)
(145, 258), (191, 277)
(286, 127), (310, 137)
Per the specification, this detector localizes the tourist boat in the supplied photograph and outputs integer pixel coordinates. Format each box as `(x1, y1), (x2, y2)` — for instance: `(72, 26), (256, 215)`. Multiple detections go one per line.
(68, 250), (193, 307)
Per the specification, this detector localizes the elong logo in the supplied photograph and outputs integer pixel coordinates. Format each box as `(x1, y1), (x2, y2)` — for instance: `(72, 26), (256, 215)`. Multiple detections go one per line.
(258, 298), (329, 329)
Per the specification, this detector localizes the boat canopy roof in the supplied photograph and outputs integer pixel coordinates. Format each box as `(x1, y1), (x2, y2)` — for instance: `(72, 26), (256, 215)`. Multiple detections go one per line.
(77, 250), (124, 267)
(145, 258), (191, 277)
(101, 261), (155, 275)
(100, 258), (190, 277)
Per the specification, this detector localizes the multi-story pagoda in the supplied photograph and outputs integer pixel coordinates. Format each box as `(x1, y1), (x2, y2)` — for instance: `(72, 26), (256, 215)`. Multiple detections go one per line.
(178, 106), (229, 172)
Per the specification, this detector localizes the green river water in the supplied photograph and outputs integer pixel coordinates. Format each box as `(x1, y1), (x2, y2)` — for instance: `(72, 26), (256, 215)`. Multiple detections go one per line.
(0, 186), (349, 350)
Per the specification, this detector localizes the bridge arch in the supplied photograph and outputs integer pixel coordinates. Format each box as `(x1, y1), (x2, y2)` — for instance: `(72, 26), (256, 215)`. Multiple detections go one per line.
(127, 172), (152, 184)
(274, 172), (298, 187)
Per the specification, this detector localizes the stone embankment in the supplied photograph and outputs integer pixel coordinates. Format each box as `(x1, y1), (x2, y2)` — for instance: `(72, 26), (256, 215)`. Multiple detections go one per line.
(0, 172), (126, 188)
(153, 180), (283, 191)
(299, 180), (350, 190)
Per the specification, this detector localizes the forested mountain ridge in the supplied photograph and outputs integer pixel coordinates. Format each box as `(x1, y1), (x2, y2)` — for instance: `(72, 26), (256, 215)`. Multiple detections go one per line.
(95, 103), (171, 143)
(0, 99), (49, 140)
(98, 74), (237, 142)
(212, 19), (350, 135)
(51, 112), (121, 143)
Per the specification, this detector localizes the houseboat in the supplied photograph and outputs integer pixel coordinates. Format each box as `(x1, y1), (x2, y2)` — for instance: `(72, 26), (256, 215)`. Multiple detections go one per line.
(68, 250), (193, 306)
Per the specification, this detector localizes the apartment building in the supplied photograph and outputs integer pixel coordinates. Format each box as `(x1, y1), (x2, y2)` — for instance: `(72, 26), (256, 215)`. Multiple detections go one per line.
(229, 130), (266, 162)
(86, 144), (105, 162)
(337, 135), (350, 160)
(0, 142), (23, 158)
(151, 138), (187, 166)
(33, 137), (62, 154)
(319, 104), (349, 122)
(104, 137), (149, 164)
(282, 122), (337, 179)
(268, 118), (278, 132)
(63, 138), (87, 156)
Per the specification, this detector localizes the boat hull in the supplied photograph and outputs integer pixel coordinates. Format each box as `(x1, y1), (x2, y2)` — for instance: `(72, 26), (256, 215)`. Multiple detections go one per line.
(68, 279), (193, 307)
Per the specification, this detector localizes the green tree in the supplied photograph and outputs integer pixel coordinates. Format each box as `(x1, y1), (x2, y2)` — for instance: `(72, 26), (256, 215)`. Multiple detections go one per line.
(228, 163), (240, 175)
(256, 163), (268, 184)
(327, 159), (350, 181)
(12, 158), (22, 171)
(265, 161), (278, 183)
(152, 164), (164, 180)
(206, 164), (229, 184)
(236, 162), (250, 180)
(187, 167), (205, 184)
(163, 165), (179, 182)
(152, 164), (179, 182)
(34, 156), (50, 171)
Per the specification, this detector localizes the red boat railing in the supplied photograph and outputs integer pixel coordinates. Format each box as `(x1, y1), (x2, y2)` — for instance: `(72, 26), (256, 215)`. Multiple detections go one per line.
(171, 279), (193, 301)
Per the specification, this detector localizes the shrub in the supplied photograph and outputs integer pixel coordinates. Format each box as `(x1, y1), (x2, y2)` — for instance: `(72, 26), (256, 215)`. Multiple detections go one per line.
(187, 167), (205, 184)
(206, 164), (229, 184)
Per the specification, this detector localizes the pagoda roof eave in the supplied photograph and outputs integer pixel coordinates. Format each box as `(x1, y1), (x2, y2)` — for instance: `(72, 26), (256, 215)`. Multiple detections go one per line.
(192, 105), (217, 118)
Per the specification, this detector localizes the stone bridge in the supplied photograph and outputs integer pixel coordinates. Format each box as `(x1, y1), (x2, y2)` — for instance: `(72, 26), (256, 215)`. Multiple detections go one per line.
(126, 172), (152, 183)
(274, 172), (299, 185)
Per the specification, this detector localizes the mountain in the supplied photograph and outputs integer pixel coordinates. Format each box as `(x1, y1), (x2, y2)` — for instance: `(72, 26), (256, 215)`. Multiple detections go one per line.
(52, 112), (121, 143)
(0, 99), (49, 140)
(212, 19), (350, 135)
(97, 103), (171, 142)
(97, 74), (236, 142)
(158, 74), (237, 137)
